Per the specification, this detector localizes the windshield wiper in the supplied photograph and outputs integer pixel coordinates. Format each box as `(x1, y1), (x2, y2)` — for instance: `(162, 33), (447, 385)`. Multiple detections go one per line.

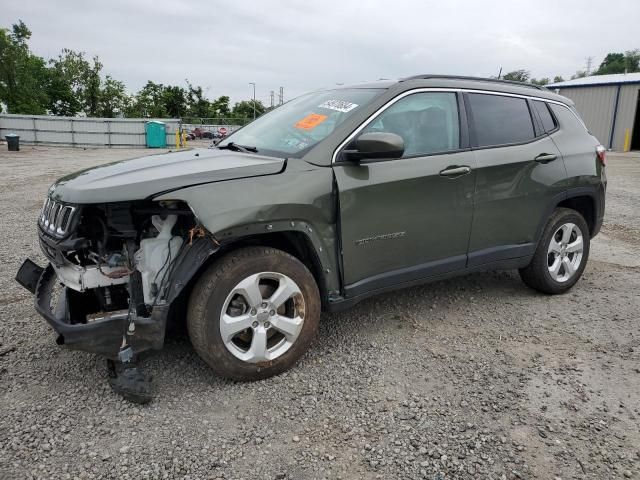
(217, 142), (258, 153)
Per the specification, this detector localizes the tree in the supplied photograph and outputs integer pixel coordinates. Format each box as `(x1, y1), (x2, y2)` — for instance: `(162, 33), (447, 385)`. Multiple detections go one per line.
(185, 81), (212, 118)
(594, 50), (640, 75)
(126, 81), (167, 117)
(553, 75), (564, 83)
(162, 85), (186, 118)
(99, 75), (129, 117)
(531, 77), (550, 86)
(502, 70), (530, 82)
(211, 95), (231, 117)
(571, 70), (588, 80)
(232, 99), (266, 119)
(0, 20), (49, 114)
(84, 55), (102, 116)
(48, 49), (104, 116)
(126, 81), (188, 118)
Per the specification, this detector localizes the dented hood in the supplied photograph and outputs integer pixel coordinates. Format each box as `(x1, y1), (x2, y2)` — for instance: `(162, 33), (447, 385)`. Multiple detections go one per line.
(49, 148), (285, 204)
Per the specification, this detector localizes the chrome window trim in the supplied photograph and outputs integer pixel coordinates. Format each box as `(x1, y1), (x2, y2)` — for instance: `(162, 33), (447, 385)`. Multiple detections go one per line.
(331, 87), (582, 164)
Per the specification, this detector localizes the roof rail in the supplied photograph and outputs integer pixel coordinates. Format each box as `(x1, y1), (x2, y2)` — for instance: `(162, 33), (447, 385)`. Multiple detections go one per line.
(400, 74), (548, 91)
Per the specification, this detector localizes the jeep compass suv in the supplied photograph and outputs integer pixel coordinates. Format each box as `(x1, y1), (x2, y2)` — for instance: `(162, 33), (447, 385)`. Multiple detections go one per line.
(17, 75), (606, 399)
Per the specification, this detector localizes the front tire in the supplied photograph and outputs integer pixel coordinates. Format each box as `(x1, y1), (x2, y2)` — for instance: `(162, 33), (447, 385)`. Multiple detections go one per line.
(187, 247), (320, 381)
(519, 208), (590, 294)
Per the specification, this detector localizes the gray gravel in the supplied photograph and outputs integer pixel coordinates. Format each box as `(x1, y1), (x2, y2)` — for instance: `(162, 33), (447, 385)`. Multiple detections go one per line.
(1, 146), (639, 480)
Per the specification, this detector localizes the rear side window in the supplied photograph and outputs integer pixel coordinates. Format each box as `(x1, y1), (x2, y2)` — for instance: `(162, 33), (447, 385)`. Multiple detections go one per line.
(467, 93), (535, 147)
(532, 101), (557, 133)
(549, 103), (590, 134)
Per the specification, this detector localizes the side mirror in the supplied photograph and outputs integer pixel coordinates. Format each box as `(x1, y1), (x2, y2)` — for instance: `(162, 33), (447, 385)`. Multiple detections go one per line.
(342, 132), (404, 163)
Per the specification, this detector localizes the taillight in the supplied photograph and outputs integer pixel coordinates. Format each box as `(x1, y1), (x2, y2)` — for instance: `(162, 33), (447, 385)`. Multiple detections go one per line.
(596, 145), (606, 166)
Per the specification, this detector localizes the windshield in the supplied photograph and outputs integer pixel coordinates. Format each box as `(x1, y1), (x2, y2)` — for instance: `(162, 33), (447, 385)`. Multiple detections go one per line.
(218, 88), (384, 157)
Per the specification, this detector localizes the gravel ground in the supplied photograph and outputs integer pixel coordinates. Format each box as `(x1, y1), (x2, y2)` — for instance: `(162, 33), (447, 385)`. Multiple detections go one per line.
(1, 146), (639, 480)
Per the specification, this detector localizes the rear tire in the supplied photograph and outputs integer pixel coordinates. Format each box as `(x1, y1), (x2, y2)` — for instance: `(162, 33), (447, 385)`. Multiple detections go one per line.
(187, 246), (320, 381)
(519, 208), (590, 294)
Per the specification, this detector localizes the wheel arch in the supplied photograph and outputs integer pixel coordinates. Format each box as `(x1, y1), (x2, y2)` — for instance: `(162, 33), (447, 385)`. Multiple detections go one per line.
(166, 228), (335, 332)
(557, 194), (596, 235)
(535, 187), (601, 245)
(215, 230), (330, 308)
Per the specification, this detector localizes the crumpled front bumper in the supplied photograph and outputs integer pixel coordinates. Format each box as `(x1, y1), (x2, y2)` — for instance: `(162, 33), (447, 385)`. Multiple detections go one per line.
(16, 260), (168, 358)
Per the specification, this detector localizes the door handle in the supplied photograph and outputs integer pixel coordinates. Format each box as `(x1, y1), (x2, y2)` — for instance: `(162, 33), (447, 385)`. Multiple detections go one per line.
(534, 153), (557, 163)
(439, 165), (472, 177)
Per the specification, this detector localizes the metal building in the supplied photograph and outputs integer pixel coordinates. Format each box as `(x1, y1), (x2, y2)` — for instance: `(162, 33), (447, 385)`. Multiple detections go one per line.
(547, 73), (640, 151)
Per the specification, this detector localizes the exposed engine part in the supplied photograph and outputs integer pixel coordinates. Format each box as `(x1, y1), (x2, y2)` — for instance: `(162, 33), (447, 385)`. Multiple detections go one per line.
(134, 215), (184, 305)
(52, 262), (130, 291)
(106, 252), (125, 268)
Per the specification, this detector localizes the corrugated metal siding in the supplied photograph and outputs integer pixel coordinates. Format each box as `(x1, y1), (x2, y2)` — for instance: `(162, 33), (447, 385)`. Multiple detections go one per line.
(0, 114), (180, 148)
(555, 86), (617, 147)
(612, 85), (639, 151)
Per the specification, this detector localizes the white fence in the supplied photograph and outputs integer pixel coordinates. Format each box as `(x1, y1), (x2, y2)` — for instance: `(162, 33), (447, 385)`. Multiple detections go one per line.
(0, 114), (181, 148)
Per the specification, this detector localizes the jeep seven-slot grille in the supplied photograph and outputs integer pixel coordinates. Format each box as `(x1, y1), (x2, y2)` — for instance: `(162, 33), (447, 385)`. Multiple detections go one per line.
(40, 198), (76, 237)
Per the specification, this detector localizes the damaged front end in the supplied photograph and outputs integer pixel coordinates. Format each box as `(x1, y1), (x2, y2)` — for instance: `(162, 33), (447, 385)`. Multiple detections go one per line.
(16, 198), (218, 359)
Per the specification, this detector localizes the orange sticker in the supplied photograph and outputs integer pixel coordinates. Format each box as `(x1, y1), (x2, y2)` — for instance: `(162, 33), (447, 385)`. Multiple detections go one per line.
(294, 113), (328, 130)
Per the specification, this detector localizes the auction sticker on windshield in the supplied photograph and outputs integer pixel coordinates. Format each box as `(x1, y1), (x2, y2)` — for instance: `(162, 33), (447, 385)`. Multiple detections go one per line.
(294, 113), (328, 130)
(318, 100), (359, 113)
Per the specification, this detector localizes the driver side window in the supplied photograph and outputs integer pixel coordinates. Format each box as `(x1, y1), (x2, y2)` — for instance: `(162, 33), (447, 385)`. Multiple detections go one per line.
(362, 92), (460, 157)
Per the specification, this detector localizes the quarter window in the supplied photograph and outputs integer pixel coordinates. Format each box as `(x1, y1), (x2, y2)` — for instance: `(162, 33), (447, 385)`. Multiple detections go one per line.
(468, 93), (535, 147)
(361, 92), (460, 157)
(532, 100), (557, 133)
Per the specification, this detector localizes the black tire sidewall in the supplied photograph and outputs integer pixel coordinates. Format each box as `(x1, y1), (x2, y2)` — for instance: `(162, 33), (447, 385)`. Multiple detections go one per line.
(188, 248), (320, 381)
(536, 209), (590, 293)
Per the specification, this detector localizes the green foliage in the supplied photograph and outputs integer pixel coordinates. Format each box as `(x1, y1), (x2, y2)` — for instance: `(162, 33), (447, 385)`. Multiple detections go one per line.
(502, 70), (530, 82)
(162, 85), (186, 118)
(232, 99), (266, 119)
(99, 76), (129, 117)
(126, 81), (167, 117)
(531, 77), (549, 86)
(185, 81), (212, 117)
(211, 96), (231, 117)
(0, 20), (49, 114)
(594, 50), (640, 75)
(0, 20), (260, 119)
(553, 76), (564, 83)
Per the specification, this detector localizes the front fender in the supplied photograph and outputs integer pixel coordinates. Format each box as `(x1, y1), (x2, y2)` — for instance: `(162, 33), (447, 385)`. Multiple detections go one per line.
(154, 160), (341, 294)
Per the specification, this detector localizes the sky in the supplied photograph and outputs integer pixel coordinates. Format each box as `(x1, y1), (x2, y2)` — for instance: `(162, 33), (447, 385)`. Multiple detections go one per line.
(4, 0), (639, 104)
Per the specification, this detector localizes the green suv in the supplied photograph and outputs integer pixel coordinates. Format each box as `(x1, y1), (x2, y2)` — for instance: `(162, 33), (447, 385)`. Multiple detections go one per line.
(17, 75), (606, 399)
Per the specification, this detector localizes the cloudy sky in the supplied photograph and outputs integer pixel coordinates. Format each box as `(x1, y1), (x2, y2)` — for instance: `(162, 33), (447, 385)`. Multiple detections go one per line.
(5, 0), (639, 104)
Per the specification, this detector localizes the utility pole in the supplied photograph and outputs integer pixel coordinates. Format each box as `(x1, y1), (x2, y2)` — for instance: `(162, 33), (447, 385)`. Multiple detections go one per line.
(585, 56), (594, 75)
(270, 90), (274, 108)
(278, 86), (284, 105)
(249, 82), (256, 119)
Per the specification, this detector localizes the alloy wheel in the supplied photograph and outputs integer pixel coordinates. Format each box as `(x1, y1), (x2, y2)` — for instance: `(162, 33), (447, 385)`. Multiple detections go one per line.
(220, 272), (305, 363)
(547, 222), (584, 283)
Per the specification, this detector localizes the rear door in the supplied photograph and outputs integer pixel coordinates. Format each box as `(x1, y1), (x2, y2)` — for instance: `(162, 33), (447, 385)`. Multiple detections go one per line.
(333, 91), (476, 296)
(464, 92), (566, 266)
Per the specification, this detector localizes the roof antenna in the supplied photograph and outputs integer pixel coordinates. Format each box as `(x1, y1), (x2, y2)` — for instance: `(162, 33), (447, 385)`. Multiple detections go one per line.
(497, 67), (502, 79)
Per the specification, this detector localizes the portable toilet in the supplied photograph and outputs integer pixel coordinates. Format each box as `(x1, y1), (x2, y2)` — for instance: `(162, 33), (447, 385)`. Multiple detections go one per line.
(145, 121), (167, 148)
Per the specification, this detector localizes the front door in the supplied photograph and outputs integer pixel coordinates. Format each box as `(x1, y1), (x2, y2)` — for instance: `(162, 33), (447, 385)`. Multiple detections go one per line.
(333, 91), (476, 297)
